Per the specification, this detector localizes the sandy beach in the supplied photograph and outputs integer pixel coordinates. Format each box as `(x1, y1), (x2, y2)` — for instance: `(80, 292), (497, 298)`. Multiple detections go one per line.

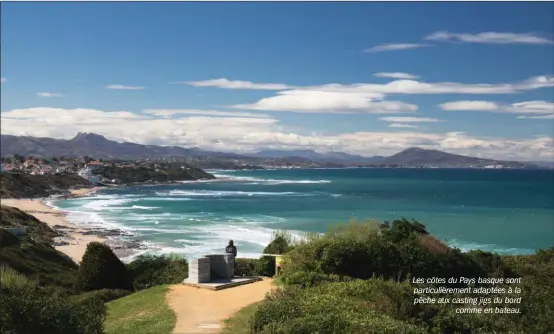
(1, 187), (128, 264)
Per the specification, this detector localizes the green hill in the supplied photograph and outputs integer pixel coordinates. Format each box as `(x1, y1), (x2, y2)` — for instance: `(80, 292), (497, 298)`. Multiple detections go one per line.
(0, 205), (78, 288)
(0, 172), (90, 198)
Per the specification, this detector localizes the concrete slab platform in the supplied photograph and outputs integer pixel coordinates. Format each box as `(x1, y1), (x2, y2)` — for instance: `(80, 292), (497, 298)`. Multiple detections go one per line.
(182, 276), (262, 291)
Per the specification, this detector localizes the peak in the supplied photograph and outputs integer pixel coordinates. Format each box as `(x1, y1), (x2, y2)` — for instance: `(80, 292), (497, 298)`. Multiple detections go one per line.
(72, 132), (108, 141)
(401, 147), (425, 153)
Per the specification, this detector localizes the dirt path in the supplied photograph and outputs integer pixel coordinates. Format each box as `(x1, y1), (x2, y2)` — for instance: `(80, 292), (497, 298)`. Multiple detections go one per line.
(167, 278), (275, 334)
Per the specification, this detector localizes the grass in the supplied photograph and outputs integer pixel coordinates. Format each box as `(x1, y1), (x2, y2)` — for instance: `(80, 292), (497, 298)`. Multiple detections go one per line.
(222, 302), (261, 334)
(0, 206), (78, 288)
(104, 284), (176, 334)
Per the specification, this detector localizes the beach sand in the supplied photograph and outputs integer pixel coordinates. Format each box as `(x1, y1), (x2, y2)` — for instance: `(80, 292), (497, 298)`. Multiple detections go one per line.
(1, 187), (129, 264)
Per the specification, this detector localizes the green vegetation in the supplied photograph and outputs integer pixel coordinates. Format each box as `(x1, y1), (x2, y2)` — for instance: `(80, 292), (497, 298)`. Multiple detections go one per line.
(94, 163), (215, 184)
(127, 253), (188, 290)
(0, 172), (90, 198)
(104, 284), (176, 334)
(70, 289), (133, 304)
(76, 242), (133, 291)
(222, 302), (262, 334)
(1, 204), (189, 332)
(0, 206), (78, 288)
(0, 266), (106, 334)
(3, 204), (552, 333)
(227, 218), (554, 333)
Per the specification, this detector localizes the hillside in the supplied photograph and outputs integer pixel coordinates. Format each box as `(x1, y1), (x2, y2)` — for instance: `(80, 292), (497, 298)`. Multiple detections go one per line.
(252, 149), (386, 164)
(0, 206), (78, 288)
(381, 147), (540, 168)
(93, 163), (216, 184)
(0, 172), (91, 198)
(0, 133), (249, 160)
(1, 133), (546, 168)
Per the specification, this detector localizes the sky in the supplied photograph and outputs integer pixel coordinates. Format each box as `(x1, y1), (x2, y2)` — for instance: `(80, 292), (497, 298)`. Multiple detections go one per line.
(1, 2), (553, 161)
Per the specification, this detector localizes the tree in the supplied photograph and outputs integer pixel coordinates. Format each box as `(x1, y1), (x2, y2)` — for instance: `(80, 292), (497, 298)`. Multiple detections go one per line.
(75, 242), (132, 291)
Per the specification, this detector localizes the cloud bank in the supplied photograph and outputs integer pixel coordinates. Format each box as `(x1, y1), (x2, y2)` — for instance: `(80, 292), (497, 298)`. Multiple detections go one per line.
(1, 107), (552, 161)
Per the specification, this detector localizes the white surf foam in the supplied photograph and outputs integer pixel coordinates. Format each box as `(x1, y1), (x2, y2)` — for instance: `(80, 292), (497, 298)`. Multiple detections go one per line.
(211, 174), (332, 185)
(156, 190), (303, 197)
(446, 239), (535, 255)
(131, 205), (159, 210)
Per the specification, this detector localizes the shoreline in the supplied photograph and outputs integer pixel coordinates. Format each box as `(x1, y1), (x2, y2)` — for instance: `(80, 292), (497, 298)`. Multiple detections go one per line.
(1, 187), (136, 264)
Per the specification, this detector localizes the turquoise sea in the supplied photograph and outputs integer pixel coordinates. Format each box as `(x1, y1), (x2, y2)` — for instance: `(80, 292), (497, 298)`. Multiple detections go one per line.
(52, 168), (554, 260)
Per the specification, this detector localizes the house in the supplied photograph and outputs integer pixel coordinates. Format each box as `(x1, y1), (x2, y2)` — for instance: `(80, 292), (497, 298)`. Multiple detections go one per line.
(87, 160), (103, 170)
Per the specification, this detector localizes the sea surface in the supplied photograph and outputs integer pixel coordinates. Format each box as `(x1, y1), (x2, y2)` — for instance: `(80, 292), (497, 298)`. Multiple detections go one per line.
(52, 168), (554, 260)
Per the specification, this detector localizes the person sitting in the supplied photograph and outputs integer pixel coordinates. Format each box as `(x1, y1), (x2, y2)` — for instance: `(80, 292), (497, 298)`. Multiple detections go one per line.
(225, 240), (238, 276)
(225, 240), (237, 257)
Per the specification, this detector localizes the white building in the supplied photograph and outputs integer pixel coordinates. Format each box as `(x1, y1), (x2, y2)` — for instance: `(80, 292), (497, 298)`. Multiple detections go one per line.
(78, 167), (100, 184)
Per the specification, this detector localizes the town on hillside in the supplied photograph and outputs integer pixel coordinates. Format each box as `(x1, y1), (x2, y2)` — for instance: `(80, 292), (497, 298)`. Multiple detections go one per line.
(0, 155), (215, 186)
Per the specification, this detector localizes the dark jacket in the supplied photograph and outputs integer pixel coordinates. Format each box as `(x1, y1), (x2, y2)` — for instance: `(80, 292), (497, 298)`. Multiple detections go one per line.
(225, 245), (237, 257)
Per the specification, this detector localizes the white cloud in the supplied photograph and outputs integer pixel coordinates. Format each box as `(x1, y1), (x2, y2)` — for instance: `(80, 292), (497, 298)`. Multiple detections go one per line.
(199, 75), (554, 96)
(1, 77), (6, 84)
(374, 72), (420, 80)
(379, 117), (442, 123)
(182, 78), (292, 90)
(389, 123), (418, 128)
(304, 75), (554, 95)
(440, 101), (499, 111)
(105, 84), (145, 90)
(36, 92), (64, 98)
(440, 100), (554, 115)
(425, 31), (554, 45)
(508, 101), (554, 114)
(517, 114), (554, 120)
(1, 107), (553, 161)
(364, 43), (431, 53)
(142, 109), (271, 118)
(232, 90), (417, 114)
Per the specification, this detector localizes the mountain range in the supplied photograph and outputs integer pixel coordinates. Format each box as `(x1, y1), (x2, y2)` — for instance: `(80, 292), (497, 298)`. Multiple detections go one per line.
(0, 133), (548, 169)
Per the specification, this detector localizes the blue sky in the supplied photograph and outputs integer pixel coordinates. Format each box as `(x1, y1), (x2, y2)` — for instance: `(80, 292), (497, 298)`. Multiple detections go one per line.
(1, 2), (553, 160)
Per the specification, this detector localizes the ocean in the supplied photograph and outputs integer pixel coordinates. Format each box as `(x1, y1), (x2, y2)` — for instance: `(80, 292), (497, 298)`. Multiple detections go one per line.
(51, 168), (554, 261)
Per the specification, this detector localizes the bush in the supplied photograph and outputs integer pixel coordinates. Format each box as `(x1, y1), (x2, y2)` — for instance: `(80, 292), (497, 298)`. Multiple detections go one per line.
(242, 220), (554, 334)
(235, 258), (260, 276)
(0, 267), (105, 334)
(281, 270), (353, 288)
(127, 253), (188, 290)
(71, 289), (132, 304)
(251, 279), (428, 334)
(76, 242), (132, 291)
(263, 230), (296, 255)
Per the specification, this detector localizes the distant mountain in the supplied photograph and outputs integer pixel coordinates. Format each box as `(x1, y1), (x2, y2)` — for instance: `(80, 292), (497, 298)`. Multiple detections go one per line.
(381, 147), (540, 168)
(525, 161), (554, 169)
(0, 133), (248, 160)
(252, 149), (386, 164)
(0, 133), (545, 169)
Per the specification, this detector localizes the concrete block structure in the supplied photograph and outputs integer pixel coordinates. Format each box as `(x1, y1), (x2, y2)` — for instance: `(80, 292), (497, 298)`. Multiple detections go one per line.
(187, 257), (211, 283)
(205, 254), (235, 279)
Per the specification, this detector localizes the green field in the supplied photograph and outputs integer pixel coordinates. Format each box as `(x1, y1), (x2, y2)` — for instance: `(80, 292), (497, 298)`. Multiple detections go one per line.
(104, 284), (176, 334)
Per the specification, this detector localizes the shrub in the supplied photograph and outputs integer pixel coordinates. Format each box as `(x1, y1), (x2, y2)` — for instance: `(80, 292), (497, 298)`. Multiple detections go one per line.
(235, 258), (260, 276)
(0, 267), (105, 334)
(251, 279), (428, 334)
(75, 242), (132, 291)
(70, 289), (132, 304)
(127, 253), (188, 290)
(263, 230), (296, 255)
(281, 270), (353, 288)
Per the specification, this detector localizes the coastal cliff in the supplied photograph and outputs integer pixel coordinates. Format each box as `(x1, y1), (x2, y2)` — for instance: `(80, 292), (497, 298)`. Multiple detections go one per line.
(0, 173), (91, 199)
